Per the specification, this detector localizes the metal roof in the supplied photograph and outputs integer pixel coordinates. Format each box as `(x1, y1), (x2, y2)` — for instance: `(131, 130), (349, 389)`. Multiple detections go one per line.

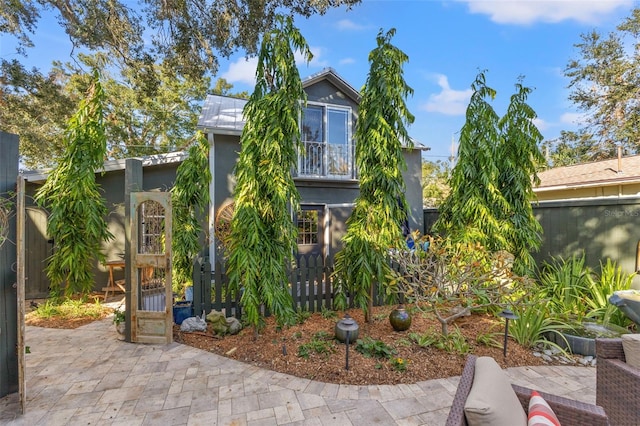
(22, 151), (188, 183)
(197, 95), (248, 135)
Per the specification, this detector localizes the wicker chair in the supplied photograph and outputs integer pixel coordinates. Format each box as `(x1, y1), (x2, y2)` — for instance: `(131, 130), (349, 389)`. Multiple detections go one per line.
(445, 355), (609, 426)
(596, 338), (640, 426)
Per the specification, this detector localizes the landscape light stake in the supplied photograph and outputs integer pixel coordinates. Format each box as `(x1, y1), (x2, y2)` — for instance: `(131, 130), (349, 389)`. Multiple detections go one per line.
(498, 309), (518, 357)
(346, 330), (351, 370)
(334, 313), (359, 371)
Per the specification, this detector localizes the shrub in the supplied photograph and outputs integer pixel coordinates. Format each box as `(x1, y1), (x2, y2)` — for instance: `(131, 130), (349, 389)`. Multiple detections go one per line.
(508, 302), (571, 351)
(388, 235), (529, 336)
(355, 337), (397, 359)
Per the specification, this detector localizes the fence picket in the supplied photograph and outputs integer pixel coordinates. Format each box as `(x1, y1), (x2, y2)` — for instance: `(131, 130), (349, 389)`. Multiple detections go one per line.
(196, 254), (386, 319)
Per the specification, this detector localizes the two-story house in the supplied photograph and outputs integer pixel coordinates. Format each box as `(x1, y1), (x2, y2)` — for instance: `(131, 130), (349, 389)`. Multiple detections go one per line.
(198, 67), (427, 266)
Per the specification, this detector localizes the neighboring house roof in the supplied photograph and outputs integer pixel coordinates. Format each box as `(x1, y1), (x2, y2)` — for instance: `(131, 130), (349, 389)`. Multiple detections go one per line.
(535, 154), (640, 192)
(23, 151), (188, 183)
(197, 67), (429, 151)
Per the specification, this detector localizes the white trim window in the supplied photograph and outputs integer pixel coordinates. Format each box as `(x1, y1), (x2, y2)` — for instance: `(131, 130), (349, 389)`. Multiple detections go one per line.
(298, 103), (353, 179)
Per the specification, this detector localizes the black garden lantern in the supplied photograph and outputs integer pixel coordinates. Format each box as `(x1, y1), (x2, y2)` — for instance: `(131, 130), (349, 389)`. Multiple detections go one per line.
(498, 309), (518, 357)
(335, 314), (359, 370)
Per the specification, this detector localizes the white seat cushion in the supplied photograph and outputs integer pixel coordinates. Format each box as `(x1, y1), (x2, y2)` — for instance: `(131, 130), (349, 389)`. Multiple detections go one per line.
(621, 334), (640, 369)
(464, 356), (527, 426)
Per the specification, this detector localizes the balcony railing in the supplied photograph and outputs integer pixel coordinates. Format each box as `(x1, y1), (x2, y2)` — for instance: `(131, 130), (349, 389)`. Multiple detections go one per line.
(298, 141), (353, 179)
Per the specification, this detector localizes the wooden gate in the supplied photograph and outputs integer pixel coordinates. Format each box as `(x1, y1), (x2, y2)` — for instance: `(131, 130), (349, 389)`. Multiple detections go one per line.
(129, 192), (172, 344)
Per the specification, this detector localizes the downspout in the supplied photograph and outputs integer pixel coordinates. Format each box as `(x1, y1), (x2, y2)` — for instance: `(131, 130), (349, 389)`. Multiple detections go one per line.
(208, 132), (216, 269)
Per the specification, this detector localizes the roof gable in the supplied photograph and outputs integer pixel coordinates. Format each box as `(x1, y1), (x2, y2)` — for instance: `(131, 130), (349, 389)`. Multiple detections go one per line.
(198, 68), (359, 133)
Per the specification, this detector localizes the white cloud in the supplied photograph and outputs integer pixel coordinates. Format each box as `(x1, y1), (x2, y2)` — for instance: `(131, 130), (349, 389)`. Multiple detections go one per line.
(421, 74), (473, 116)
(339, 57), (356, 65)
(560, 111), (586, 125)
(532, 117), (548, 131)
(220, 57), (258, 85)
(336, 19), (368, 31)
(296, 46), (329, 68)
(457, 0), (632, 25)
(220, 46), (327, 86)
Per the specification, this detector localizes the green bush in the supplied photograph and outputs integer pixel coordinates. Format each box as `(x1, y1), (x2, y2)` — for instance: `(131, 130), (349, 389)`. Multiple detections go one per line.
(355, 337), (397, 359)
(537, 253), (593, 320)
(296, 332), (336, 359)
(409, 328), (471, 354)
(585, 259), (635, 327)
(508, 303), (571, 351)
(537, 254), (636, 327)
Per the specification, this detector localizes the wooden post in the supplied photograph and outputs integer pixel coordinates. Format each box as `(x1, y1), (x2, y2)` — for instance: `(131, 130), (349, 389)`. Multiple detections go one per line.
(0, 132), (19, 398)
(124, 159), (143, 342)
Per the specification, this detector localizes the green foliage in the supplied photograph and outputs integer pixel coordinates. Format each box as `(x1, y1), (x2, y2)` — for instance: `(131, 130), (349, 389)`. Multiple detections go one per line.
(538, 253), (596, 320)
(507, 303), (571, 351)
(31, 298), (106, 321)
(409, 331), (438, 348)
(535, 255), (635, 329)
(355, 337), (397, 359)
(565, 8), (640, 158)
(434, 71), (544, 272)
(226, 16), (311, 330)
(476, 331), (502, 348)
(540, 130), (596, 168)
(497, 80), (545, 274)
(296, 332), (336, 359)
(3, 0), (361, 82)
(409, 328), (471, 354)
(35, 71), (114, 297)
(320, 307), (337, 319)
(422, 160), (451, 208)
(112, 308), (126, 326)
(171, 132), (212, 296)
(295, 310), (312, 324)
(0, 59), (78, 168)
(390, 357), (408, 372)
(434, 71), (505, 250)
(585, 259), (635, 326)
(1, 55), (208, 169)
(333, 28), (414, 321)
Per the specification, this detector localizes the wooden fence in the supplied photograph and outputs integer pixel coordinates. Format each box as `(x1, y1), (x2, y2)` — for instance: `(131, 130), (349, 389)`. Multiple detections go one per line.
(191, 254), (386, 319)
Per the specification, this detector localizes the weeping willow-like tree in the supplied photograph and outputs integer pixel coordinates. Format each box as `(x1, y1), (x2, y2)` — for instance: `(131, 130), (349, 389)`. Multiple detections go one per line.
(333, 28), (414, 322)
(225, 15), (312, 331)
(497, 81), (545, 274)
(171, 132), (211, 296)
(35, 70), (113, 298)
(433, 71), (508, 251)
(434, 72), (544, 273)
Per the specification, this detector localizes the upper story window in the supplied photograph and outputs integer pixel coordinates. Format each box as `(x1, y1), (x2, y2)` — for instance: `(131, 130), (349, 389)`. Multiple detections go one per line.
(298, 103), (353, 179)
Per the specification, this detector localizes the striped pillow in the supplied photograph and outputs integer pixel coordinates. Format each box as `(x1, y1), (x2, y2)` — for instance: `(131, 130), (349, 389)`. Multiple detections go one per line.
(528, 391), (561, 426)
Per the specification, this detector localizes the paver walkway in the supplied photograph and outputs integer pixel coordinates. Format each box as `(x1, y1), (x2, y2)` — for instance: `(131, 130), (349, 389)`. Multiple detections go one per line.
(0, 318), (597, 425)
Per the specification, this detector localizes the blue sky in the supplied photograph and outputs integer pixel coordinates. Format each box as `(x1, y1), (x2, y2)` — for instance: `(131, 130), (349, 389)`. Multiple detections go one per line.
(2, 0), (637, 161)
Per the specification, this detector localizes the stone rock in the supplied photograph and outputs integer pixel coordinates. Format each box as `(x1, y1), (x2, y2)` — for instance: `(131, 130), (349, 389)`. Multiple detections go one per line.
(226, 317), (243, 335)
(207, 310), (229, 334)
(180, 316), (207, 332)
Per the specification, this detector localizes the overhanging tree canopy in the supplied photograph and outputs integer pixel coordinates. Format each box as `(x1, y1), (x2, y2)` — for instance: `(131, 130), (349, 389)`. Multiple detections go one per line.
(3, 0), (361, 80)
